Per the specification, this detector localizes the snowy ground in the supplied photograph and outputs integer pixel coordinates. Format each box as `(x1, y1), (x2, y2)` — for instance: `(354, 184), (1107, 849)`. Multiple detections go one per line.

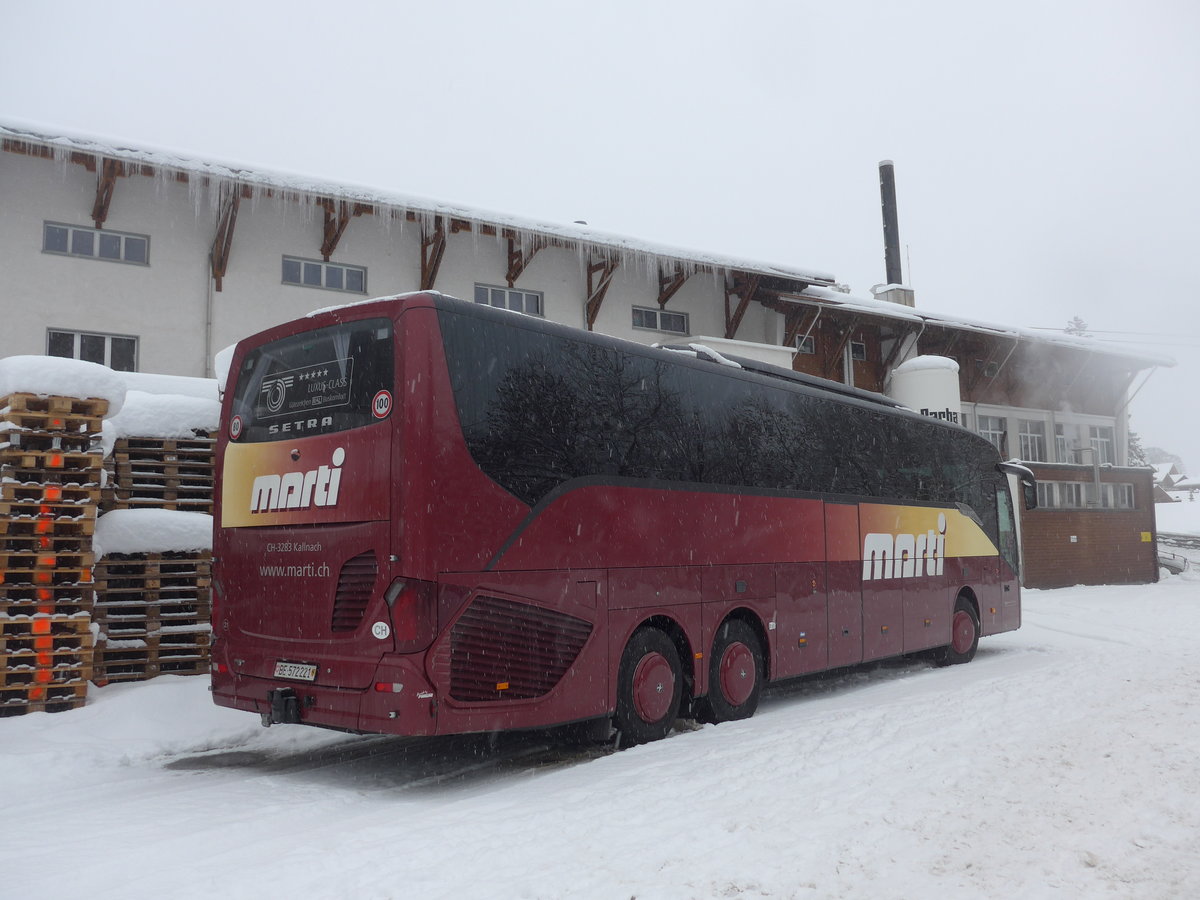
(3, 572), (1198, 900)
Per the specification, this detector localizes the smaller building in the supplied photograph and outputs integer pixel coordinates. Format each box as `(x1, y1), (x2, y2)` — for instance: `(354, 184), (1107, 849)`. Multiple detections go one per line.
(1020, 462), (1157, 588)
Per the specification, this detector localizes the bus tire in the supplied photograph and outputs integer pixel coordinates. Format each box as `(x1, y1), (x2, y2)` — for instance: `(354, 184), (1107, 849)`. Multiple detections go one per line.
(933, 596), (980, 666)
(614, 627), (683, 746)
(696, 619), (763, 724)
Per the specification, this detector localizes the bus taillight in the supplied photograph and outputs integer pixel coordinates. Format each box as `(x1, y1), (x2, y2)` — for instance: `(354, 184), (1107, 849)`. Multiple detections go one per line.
(384, 577), (437, 651)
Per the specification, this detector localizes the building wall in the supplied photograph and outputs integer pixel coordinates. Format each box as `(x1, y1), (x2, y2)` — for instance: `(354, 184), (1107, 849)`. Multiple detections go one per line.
(0, 147), (781, 376)
(1020, 464), (1158, 588)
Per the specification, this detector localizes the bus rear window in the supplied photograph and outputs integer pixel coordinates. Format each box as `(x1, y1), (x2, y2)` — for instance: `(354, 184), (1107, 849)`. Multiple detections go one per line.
(229, 318), (393, 442)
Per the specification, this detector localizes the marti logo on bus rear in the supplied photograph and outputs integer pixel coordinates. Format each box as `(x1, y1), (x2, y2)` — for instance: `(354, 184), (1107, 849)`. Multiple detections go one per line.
(250, 447), (345, 514)
(862, 512), (948, 581)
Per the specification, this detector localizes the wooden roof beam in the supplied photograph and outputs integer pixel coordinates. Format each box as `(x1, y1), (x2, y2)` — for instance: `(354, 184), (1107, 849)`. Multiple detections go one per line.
(319, 199), (371, 261)
(658, 267), (689, 308)
(585, 257), (620, 330)
(724, 272), (760, 340)
(783, 306), (820, 352)
(210, 185), (241, 292)
(506, 234), (547, 287)
(91, 157), (122, 228)
(420, 218), (447, 291)
(822, 315), (861, 379)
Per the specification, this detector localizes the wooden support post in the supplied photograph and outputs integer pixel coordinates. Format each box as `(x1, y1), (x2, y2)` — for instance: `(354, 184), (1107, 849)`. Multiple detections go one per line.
(420, 218), (447, 291)
(210, 186), (241, 292)
(92, 158), (121, 228)
(724, 272), (759, 340)
(585, 257), (620, 330)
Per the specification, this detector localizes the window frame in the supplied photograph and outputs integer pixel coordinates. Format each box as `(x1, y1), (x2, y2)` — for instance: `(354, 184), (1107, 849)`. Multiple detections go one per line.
(631, 305), (689, 335)
(46, 328), (139, 371)
(472, 284), (545, 317)
(1017, 419), (1047, 462)
(43, 222), (150, 266)
(978, 415), (1007, 455)
(281, 255), (368, 294)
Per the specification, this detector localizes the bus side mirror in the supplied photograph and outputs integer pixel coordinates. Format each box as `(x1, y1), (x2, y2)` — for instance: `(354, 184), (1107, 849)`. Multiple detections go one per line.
(1022, 481), (1038, 511)
(997, 461), (1038, 511)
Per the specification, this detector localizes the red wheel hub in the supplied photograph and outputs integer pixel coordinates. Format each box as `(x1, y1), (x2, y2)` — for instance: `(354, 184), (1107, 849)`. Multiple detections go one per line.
(632, 652), (675, 723)
(951, 609), (975, 654)
(718, 641), (755, 706)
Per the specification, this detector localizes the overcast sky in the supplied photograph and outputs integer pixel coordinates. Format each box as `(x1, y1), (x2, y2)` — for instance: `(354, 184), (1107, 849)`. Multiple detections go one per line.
(3, 0), (1198, 467)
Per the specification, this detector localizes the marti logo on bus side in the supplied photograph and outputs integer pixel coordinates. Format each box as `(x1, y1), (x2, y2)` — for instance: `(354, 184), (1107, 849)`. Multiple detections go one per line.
(862, 512), (948, 581)
(250, 447), (346, 514)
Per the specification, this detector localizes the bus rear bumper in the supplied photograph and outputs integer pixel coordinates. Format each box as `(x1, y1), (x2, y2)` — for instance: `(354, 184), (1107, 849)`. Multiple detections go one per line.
(211, 654), (438, 737)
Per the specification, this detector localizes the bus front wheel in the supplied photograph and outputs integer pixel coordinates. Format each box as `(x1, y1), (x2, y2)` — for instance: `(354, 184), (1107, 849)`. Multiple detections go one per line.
(614, 627), (683, 746)
(696, 619), (763, 724)
(933, 596), (980, 666)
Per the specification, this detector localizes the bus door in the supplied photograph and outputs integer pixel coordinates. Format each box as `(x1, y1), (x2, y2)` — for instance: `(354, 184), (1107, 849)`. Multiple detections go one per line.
(997, 485), (1021, 630)
(824, 502), (864, 669)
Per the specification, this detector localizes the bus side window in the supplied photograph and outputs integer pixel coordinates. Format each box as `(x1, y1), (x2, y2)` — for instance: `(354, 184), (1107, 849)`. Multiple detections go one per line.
(996, 485), (1018, 573)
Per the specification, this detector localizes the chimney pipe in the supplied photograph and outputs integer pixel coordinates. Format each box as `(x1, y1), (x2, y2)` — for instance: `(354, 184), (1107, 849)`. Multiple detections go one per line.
(879, 160), (903, 286)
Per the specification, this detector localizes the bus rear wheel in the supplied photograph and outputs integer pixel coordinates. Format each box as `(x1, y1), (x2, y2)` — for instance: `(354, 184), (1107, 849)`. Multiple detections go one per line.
(933, 596), (980, 666)
(696, 619), (763, 724)
(614, 627), (683, 746)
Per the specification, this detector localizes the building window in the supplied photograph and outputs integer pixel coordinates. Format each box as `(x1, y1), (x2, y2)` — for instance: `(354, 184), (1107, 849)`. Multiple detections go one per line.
(1089, 425), (1115, 465)
(43, 222), (149, 265)
(1036, 480), (1134, 510)
(1055, 423), (1072, 463)
(850, 341), (867, 361)
(1018, 419), (1047, 462)
(795, 335), (815, 354)
(474, 284), (544, 316)
(47, 329), (137, 371)
(632, 306), (688, 335)
(978, 415), (1006, 454)
(282, 256), (366, 293)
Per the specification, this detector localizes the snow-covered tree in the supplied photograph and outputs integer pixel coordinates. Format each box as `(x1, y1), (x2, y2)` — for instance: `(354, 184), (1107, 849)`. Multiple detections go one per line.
(1126, 423), (1149, 467)
(1146, 446), (1185, 468)
(1065, 316), (1091, 336)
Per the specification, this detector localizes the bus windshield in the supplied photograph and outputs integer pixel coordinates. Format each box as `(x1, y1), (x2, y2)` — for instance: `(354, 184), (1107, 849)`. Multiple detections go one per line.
(228, 317), (393, 443)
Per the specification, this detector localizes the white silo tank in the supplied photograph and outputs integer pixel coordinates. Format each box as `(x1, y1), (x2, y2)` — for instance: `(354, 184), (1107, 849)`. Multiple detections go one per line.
(888, 356), (962, 425)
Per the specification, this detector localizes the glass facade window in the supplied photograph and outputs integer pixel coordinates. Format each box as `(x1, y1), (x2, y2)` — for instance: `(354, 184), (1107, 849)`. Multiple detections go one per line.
(978, 415), (1006, 454)
(631, 306), (688, 335)
(1018, 419), (1047, 462)
(473, 284), (544, 317)
(282, 256), (367, 294)
(46, 329), (138, 372)
(1089, 425), (1115, 465)
(44, 222), (149, 265)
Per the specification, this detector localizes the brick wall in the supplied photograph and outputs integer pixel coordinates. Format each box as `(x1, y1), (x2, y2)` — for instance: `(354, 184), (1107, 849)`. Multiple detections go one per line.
(1021, 464), (1158, 589)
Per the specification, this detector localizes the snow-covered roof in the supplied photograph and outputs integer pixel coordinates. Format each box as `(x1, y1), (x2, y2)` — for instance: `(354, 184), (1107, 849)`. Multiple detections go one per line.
(789, 286), (1175, 369)
(0, 118), (836, 288)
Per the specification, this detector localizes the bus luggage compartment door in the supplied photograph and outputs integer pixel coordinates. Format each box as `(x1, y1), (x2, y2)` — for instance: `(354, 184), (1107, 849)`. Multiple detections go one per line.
(824, 502), (864, 669)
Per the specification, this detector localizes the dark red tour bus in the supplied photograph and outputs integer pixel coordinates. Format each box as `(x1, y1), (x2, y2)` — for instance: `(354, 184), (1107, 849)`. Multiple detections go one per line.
(211, 292), (1033, 745)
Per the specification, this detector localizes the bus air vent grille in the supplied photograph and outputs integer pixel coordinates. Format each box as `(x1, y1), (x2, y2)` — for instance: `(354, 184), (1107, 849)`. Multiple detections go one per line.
(446, 595), (592, 702)
(330, 551), (378, 632)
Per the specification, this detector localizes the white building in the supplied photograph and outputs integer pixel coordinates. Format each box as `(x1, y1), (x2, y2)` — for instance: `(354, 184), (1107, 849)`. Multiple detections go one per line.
(0, 120), (1169, 474)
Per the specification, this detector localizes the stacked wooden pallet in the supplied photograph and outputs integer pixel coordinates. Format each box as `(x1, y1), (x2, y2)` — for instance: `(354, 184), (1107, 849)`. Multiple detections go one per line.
(91, 550), (212, 684)
(102, 435), (215, 515)
(0, 392), (105, 717)
(93, 410), (215, 685)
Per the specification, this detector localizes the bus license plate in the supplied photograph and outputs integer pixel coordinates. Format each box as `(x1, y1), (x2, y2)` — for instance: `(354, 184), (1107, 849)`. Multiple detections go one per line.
(273, 661), (318, 682)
